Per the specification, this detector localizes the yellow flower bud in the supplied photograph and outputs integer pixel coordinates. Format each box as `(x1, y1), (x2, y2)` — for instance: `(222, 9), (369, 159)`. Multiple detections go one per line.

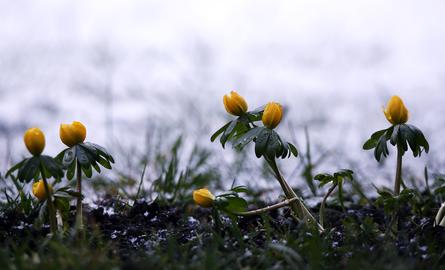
(60, 121), (87, 147)
(32, 180), (52, 201)
(383, 96), (409, 125)
(23, 127), (45, 156)
(223, 91), (248, 116)
(262, 102), (283, 129)
(193, 188), (215, 208)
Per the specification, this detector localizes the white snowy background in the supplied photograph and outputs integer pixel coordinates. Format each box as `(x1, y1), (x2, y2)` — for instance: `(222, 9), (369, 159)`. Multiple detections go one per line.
(1, 0), (445, 194)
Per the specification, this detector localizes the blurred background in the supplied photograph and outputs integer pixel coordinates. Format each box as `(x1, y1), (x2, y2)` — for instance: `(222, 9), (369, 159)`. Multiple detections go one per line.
(1, 0), (445, 197)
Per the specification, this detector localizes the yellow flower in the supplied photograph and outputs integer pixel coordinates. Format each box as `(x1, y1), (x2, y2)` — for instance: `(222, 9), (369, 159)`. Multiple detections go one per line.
(383, 96), (409, 125)
(23, 128), (45, 156)
(193, 188), (215, 208)
(262, 102), (283, 129)
(32, 180), (52, 201)
(223, 91), (248, 116)
(60, 121), (87, 147)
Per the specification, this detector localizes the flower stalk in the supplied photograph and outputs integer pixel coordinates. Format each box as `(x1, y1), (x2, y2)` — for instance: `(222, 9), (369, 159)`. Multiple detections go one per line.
(266, 157), (323, 231)
(319, 182), (338, 228)
(394, 145), (403, 196)
(75, 160), (83, 230)
(233, 197), (298, 216)
(39, 165), (58, 234)
(435, 203), (445, 227)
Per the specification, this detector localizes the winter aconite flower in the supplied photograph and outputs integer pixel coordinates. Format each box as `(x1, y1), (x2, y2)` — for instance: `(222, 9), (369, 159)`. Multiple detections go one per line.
(60, 121), (87, 147)
(23, 128), (45, 156)
(262, 102), (283, 129)
(32, 180), (52, 201)
(193, 188), (215, 208)
(383, 96), (409, 125)
(223, 91), (248, 116)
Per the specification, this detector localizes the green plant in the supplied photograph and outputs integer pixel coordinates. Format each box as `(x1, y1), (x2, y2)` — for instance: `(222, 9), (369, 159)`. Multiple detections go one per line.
(194, 185), (299, 218)
(152, 137), (219, 203)
(0, 173), (35, 216)
(7, 128), (64, 234)
(314, 169), (354, 227)
(211, 91), (322, 231)
(363, 96), (429, 195)
(57, 121), (114, 231)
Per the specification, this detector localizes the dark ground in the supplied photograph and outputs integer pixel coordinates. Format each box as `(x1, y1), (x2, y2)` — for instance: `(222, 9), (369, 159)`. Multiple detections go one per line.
(1, 195), (445, 270)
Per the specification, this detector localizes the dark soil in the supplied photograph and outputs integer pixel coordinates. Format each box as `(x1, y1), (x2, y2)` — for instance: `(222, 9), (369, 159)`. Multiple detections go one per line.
(1, 197), (445, 269)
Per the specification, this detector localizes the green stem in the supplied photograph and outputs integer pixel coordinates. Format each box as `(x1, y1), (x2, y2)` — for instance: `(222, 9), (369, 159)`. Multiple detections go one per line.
(211, 208), (223, 232)
(394, 145), (403, 196)
(39, 165), (57, 234)
(75, 160), (83, 231)
(392, 146), (403, 235)
(266, 157), (323, 232)
(233, 197), (298, 216)
(319, 183), (337, 228)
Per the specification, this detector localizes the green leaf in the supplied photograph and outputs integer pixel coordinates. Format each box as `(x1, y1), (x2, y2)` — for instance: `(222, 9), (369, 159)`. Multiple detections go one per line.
(81, 164), (93, 178)
(91, 160), (101, 173)
(210, 122), (230, 142)
(396, 124), (408, 152)
(66, 160), (76, 180)
(62, 147), (76, 167)
(288, 143), (298, 157)
(6, 160), (25, 178)
(233, 126), (262, 150)
(390, 124), (400, 146)
(255, 128), (271, 158)
(314, 173), (334, 187)
(54, 197), (70, 212)
(75, 145), (91, 166)
(376, 188), (394, 198)
(333, 169), (354, 181)
(222, 196), (248, 213)
(401, 124), (419, 156)
(374, 135), (389, 162)
(79, 143), (98, 157)
(86, 142), (115, 163)
(407, 124), (429, 155)
(220, 120), (238, 148)
(363, 128), (388, 150)
(55, 149), (66, 162)
(97, 156), (112, 169)
(224, 120), (238, 137)
(315, 169), (354, 188)
(40, 155), (64, 179)
(434, 186), (445, 195)
(280, 140), (289, 159)
(17, 157), (40, 182)
(266, 131), (282, 159)
(230, 185), (249, 193)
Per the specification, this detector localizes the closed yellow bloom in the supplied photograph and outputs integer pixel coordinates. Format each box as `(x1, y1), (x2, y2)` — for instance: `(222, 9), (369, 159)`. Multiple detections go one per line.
(223, 91), (248, 116)
(193, 188), (215, 208)
(383, 96), (409, 125)
(23, 127), (45, 156)
(32, 180), (52, 201)
(60, 121), (87, 147)
(262, 102), (283, 129)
